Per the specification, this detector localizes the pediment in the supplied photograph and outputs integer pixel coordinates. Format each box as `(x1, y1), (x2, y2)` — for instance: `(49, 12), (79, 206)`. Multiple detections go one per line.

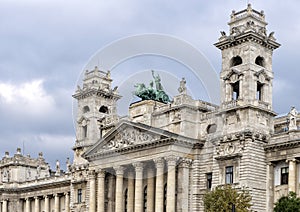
(254, 69), (270, 81)
(84, 120), (199, 159)
(223, 68), (243, 82)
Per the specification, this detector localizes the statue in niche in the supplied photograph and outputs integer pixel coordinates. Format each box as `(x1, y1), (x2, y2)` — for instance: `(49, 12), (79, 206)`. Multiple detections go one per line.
(288, 106), (298, 131)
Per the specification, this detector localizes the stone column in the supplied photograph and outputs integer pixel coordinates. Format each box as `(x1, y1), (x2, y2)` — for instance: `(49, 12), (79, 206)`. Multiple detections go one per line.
(133, 162), (144, 212)
(2, 200), (7, 212)
(177, 158), (191, 212)
(127, 170), (135, 212)
(44, 195), (49, 212)
(54, 194), (59, 212)
(89, 170), (96, 212)
(147, 167), (155, 212)
(288, 159), (297, 192)
(154, 158), (165, 212)
(34, 197), (39, 212)
(191, 157), (201, 211)
(166, 156), (178, 212)
(25, 198), (30, 212)
(97, 169), (106, 212)
(266, 162), (275, 211)
(115, 166), (125, 212)
(65, 192), (70, 212)
(107, 174), (115, 212)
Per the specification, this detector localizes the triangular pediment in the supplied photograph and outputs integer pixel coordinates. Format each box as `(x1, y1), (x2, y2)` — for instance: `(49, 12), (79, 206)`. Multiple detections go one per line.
(223, 68), (243, 81)
(83, 120), (199, 159)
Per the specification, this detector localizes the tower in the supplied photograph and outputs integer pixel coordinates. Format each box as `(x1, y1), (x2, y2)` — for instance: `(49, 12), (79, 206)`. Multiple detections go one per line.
(214, 4), (280, 211)
(72, 66), (121, 165)
(215, 4), (280, 134)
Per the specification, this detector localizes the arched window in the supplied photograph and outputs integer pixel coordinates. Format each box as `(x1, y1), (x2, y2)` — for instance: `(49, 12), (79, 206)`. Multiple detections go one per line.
(99, 105), (109, 114)
(83, 106), (90, 113)
(255, 56), (265, 67)
(230, 56), (242, 67)
(207, 124), (217, 134)
(144, 186), (148, 212)
(163, 183), (167, 212)
(124, 188), (128, 212)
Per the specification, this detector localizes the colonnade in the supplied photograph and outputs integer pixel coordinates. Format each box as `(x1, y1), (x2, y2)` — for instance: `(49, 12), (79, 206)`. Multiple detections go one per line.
(0, 192), (70, 212)
(88, 156), (191, 212)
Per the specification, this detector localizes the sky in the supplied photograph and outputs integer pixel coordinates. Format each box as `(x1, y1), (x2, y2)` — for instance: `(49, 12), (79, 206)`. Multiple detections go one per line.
(1, 0), (300, 169)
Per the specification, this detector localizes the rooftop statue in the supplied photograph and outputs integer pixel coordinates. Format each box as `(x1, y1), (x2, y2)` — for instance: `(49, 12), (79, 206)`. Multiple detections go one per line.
(134, 70), (170, 103)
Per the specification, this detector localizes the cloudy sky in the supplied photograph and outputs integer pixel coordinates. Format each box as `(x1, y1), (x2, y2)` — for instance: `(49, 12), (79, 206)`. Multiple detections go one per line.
(1, 0), (300, 169)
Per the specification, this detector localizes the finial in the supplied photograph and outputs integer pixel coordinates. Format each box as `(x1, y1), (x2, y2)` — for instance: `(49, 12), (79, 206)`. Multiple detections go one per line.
(5, 151), (9, 157)
(94, 66), (98, 71)
(16, 148), (21, 155)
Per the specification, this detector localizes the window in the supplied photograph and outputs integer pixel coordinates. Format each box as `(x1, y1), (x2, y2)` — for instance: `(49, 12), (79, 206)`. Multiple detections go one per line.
(256, 82), (263, 101)
(83, 106), (90, 113)
(77, 189), (82, 203)
(144, 186), (148, 212)
(207, 124), (217, 134)
(124, 188), (128, 212)
(99, 105), (109, 114)
(230, 56), (243, 67)
(225, 166), (234, 184)
(83, 125), (87, 138)
(232, 81), (240, 100)
(281, 167), (289, 185)
(207, 173), (212, 189)
(255, 56), (265, 67)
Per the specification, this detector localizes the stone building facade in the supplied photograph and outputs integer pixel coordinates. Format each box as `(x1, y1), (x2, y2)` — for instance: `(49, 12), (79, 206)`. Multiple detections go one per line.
(0, 4), (299, 212)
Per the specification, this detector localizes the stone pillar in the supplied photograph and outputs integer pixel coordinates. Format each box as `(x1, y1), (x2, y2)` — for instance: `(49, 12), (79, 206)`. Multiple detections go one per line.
(266, 162), (275, 211)
(115, 166), (125, 212)
(89, 170), (96, 212)
(154, 158), (165, 212)
(127, 170), (135, 212)
(25, 198), (30, 212)
(65, 192), (70, 212)
(147, 167), (155, 212)
(97, 169), (106, 212)
(288, 159), (297, 192)
(107, 174), (115, 212)
(34, 197), (39, 212)
(191, 157), (201, 211)
(2, 200), (7, 212)
(177, 158), (191, 212)
(44, 195), (49, 212)
(133, 162), (144, 212)
(166, 156), (177, 212)
(54, 194), (59, 212)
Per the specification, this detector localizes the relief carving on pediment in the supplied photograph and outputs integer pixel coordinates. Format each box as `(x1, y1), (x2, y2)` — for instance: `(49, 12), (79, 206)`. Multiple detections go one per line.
(100, 129), (160, 152)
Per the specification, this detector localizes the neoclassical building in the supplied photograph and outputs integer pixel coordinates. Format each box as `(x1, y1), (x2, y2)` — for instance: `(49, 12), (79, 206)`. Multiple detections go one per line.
(0, 4), (299, 212)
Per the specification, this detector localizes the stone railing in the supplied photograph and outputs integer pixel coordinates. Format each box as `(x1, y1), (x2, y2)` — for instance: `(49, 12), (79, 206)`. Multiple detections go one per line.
(230, 4), (265, 22)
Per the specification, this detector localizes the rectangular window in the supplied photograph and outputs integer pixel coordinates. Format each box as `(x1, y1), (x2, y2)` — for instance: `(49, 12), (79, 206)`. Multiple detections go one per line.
(256, 82), (263, 101)
(281, 167), (289, 185)
(77, 189), (82, 203)
(207, 173), (212, 189)
(225, 166), (233, 184)
(232, 81), (239, 100)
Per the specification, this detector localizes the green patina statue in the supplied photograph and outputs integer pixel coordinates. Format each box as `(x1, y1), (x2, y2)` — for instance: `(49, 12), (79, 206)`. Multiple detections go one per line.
(134, 70), (170, 103)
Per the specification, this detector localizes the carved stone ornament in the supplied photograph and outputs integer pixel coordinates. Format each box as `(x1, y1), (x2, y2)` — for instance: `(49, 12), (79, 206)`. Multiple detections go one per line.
(100, 129), (159, 152)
